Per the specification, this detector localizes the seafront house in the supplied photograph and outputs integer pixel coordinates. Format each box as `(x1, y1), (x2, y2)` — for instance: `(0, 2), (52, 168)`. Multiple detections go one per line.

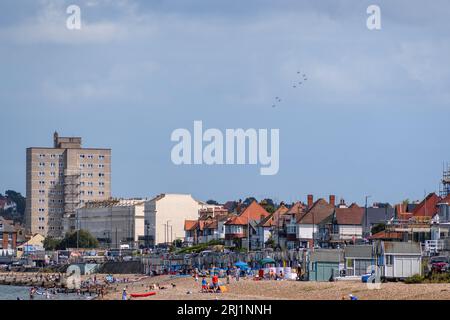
(224, 201), (270, 249)
(183, 205), (229, 245)
(75, 198), (146, 249)
(144, 194), (213, 246)
(319, 204), (364, 247)
(283, 202), (307, 249)
(269, 204), (290, 248)
(295, 196), (335, 248)
(363, 203), (395, 236)
(0, 217), (17, 256)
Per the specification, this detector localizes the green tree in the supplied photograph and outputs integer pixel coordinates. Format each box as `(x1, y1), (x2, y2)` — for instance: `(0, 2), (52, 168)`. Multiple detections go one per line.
(371, 222), (386, 235)
(56, 230), (99, 250)
(206, 199), (219, 205)
(43, 237), (61, 251)
(265, 236), (276, 248)
(5, 190), (26, 215)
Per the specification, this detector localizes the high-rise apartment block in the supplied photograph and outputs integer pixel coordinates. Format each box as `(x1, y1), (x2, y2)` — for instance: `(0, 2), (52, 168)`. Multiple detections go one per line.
(25, 132), (111, 238)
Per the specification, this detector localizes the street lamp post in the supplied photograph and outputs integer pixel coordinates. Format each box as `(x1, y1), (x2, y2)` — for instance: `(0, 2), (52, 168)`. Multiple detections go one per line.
(365, 195), (372, 239)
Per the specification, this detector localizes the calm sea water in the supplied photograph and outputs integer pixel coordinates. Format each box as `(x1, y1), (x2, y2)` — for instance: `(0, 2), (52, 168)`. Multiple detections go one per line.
(0, 285), (96, 300)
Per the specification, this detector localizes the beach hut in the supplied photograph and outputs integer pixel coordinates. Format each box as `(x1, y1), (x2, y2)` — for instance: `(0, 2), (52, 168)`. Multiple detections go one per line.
(308, 249), (344, 281)
(344, 245), (374, 277)
(374, 241), (422, 280)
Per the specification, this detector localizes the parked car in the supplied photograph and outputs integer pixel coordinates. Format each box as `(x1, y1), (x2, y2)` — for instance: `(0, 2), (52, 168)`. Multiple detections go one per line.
(429, 256), (449, 273)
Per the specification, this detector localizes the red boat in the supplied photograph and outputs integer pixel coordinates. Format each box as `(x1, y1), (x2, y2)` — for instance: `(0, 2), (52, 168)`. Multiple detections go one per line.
(130, 291), (156, 298)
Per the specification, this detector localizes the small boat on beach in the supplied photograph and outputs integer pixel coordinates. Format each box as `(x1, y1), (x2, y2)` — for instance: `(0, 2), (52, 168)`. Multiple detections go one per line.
(130, 291), (156, 298)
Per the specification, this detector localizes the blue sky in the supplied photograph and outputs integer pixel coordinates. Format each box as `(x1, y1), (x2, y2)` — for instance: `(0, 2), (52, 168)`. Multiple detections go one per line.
(1, 0), (449, 205)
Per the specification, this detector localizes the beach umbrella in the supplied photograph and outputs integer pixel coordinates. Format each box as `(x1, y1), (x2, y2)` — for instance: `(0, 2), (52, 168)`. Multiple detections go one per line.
(234, 261), (249, 269)
(260, 257), (276, 265)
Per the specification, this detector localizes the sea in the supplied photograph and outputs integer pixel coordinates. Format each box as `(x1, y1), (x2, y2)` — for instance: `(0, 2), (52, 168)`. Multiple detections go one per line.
(0, 285), (96, 300)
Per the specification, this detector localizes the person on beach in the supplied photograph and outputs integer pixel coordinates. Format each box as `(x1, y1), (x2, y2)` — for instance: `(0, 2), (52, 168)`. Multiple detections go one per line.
(235, 268), (240, 281)
(201, 277), (207, 293)
(122, 288), (127, 300)
(212, 274), (219, 291)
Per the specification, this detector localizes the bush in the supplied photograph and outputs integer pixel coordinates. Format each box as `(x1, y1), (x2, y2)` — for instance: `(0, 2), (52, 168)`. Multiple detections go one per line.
(56, 230), (99, 250)
(404, 274), (424, 284)
(428, 272), (450, 283)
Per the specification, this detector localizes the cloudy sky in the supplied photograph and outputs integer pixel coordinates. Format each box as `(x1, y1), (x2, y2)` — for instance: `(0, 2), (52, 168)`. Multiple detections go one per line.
(1, 0), (449, 205)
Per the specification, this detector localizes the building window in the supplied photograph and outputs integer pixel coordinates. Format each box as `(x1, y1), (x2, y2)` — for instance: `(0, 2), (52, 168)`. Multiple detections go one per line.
(79, 164), (85, 169)
(99, 191), (104, 196)
(98, 173), (105, 177)
(79, 154), (85, 159)
(39, 162), (45, 167)
(99, 155), (105, 160)
(38, 172), (45, 176)
(87, 164), (93, 168)
(88, 155), (94, 159)
(98, 164), (105, 168)
(386, 255), (393, 265)
(39, 154), (45, 159)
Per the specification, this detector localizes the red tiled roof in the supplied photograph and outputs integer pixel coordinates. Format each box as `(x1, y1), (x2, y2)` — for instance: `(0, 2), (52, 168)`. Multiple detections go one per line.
(271, 204), (289, 226)
(287, 202), (306, 215)
(297, 199), (334, 224)
(412, 193), (440, 217)
(184, 220), (197, 231)
(369, 230), (404, 240)
(335, 206), (364, 225)
(225, 201), (269, 225)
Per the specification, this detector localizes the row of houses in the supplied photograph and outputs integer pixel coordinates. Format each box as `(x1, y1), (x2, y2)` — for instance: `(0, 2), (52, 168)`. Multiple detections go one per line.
(185, 195), (374, 250)
(184, 193), (450, 253)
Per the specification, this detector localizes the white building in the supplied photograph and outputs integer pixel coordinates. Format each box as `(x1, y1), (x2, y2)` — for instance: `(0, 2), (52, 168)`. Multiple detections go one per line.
(144, 194), (210, 246)
(76, 199), (145, 249)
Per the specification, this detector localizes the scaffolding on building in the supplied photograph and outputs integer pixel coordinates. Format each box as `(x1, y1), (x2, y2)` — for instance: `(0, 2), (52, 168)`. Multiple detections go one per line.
(64, 170), (81, 234)
(439, 162), (450, 198)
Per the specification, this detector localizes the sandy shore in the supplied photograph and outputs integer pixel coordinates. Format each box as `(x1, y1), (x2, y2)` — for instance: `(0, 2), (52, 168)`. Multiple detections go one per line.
(99, 275), (450, 300)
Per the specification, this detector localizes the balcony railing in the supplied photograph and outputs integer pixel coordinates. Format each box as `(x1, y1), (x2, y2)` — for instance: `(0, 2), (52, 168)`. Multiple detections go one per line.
(422, 240), (445, 254)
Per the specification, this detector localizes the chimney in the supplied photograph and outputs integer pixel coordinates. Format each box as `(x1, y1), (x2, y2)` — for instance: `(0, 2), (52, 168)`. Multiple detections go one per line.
(329, 195), (336, 207)
(307, 194), (314, 208)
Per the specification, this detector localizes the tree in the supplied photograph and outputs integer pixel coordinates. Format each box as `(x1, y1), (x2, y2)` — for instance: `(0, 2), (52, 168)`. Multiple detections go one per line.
(43, 237), (61, 251)
(5, 190), (26, 215)
(265, 236), (276, 248)
(243, 197), (257, 207)
(56, 230), (99, 250)
(206, 199), (219, 205)
(260, 198), (275, 213)
(371, 223), (386, 235)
